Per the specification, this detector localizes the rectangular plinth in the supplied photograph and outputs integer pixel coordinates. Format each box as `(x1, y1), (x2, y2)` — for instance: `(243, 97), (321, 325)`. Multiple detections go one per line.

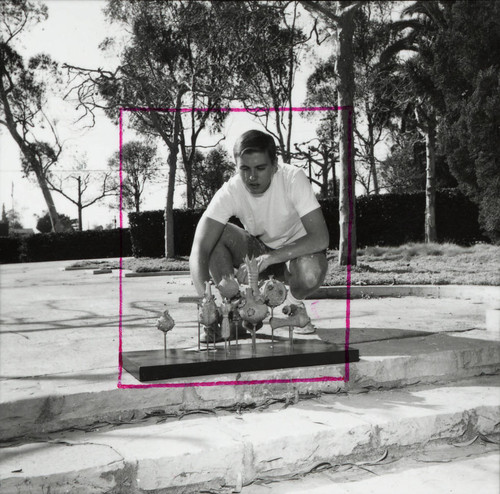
(122, 340), (359, 382)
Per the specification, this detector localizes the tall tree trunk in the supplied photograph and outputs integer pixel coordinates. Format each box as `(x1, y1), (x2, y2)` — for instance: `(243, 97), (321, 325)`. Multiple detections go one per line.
(321, 148), (329, 198)
(331, 156), (337, 197)
(367, 112), (379, 195)
(151, 87), (187, 258)
(0, 82), (64, 232)
(33, 167), (64, 232)
(165, 148), (177, 258)
(77, 176), (82, 231)
(336, 7), (357, 266)
(425, 114), (437, 243)
(185, 163), (194, 209)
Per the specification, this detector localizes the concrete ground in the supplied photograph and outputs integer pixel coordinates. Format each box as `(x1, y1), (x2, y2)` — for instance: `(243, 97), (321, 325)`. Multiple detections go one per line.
(0, 259), (499, 493)
(1, 259), (495, 379)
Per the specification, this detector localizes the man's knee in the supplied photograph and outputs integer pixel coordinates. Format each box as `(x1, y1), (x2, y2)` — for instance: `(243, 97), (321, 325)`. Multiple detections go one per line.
(289, 253), (328, 295)
(217, 223), (240, 247)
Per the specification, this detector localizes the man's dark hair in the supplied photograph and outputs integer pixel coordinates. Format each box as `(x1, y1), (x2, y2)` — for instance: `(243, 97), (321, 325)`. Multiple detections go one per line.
(233, 130), (277, 163)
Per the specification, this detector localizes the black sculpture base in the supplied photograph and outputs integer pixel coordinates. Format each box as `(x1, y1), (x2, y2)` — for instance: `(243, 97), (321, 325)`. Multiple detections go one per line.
(122, 340), (359, 382)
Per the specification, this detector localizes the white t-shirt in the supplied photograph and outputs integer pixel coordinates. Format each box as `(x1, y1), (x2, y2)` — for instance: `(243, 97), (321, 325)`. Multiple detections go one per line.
(204, 164), (320, 249)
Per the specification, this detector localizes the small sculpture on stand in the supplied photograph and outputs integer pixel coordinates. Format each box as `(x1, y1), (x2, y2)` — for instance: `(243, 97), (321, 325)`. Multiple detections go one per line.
(238, 256), (269, 354)
(261, 275), (287, 344)
(217, 274), (242, 346)
(217, 274), (240, 300)
(198, 281), (219, 350)
(270, 303), (310, 352)
(162, 258), (310, 359)
(220, 300), (232, 355)
(156, 309), (175, 358)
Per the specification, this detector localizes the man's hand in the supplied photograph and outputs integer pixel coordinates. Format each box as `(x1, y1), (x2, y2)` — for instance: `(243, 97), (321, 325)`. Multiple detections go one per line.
(256, 253), (275, 273)
(236, 253), (276, 284)
(235, 263), (248, 284)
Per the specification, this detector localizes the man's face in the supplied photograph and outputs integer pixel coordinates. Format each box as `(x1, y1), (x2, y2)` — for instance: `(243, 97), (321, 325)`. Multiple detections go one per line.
(237, 151), (276, 195)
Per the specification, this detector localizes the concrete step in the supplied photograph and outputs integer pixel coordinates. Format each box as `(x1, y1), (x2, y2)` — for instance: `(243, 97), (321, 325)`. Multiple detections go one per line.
(1, 377), (499, 493)
(2, 330), (499, 443)
(241, 444), (499, 494)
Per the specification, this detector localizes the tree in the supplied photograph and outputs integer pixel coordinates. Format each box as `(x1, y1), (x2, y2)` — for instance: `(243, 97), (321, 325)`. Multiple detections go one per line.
(351, 3), (397, 195)
(302, 58), (339, 198)
(5, 208), (22, 229)
(304, 4), (400, 197)
(429, 1), (500, 241)
(294, 136), (337, 198)
(64, 1), (240, 256)
(380, 131), (426, 193)
(36, 211), (73, 233)
(47, 153), (116, 230)
(227, 1), (311, 164)
(108, 140), (160, 213)
(0, 0), (66, 232)
(300, 1), (363, 266)
(186, 147), (235, 208)
(378, 1), (449, 243)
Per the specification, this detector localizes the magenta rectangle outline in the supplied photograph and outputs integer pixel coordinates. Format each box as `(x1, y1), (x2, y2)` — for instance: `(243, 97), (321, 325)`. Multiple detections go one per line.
(117, 105), (353, 389)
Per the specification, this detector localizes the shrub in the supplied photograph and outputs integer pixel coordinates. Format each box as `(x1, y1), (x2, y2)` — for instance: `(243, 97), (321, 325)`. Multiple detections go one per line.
(129, 209), (241, 257)
(128, 210), (165, 258)
(22, 229), (132, 262)
(36, 212), (74, 233)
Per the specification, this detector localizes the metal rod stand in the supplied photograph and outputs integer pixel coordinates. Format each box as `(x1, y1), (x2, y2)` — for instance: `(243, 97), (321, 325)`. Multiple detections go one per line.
(270, 307), (274, 345)
(235, 314), (239, 346)
(197, 303), (201, 352)
(251, 324), (257, 355)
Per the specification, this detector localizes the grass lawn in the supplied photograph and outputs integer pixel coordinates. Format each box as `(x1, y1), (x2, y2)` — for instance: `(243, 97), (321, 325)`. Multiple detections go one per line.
(69, 243), (500, 286)
(326, 242), (499, 286)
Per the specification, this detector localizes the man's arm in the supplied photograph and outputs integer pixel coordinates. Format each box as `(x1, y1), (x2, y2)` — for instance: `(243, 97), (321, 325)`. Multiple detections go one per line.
(257, 207), (329, 272)
(189, 215), (226, 297)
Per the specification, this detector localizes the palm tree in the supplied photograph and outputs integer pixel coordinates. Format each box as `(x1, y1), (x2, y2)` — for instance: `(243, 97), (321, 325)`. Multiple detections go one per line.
(379, 1), (447, 243)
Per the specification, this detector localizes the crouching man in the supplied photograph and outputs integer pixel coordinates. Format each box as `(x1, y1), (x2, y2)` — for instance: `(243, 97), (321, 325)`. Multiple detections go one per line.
(189, 129), (329, 341)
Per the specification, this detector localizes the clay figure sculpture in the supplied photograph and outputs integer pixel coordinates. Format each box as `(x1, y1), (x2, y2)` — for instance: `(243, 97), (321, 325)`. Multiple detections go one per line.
(245, 256), (261, 298)
(199, 281), (220, 348)
(220, 301), (232, 354)
(261, 275), (287, 308)
(156, 309), (175, 357)
(261, 275), (287, 344)
(270, 303), (311, 351)
(238, 256), (268, 354)
(199, 281), (219, 327)
(216, 274), (240, 300)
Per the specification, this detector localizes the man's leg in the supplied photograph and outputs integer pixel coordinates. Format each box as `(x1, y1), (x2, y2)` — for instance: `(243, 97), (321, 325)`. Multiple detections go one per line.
(286, 252), (328, 300)
(208, 223), (268, 284)
(279, 252), (328, 334)
(202, 224), (267, 342)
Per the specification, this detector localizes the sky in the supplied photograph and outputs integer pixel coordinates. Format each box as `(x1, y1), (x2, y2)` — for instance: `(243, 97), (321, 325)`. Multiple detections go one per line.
(0, 0), (346, 231)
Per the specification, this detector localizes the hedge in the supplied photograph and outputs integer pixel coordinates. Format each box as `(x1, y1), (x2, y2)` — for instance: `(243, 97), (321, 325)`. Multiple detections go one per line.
(128, 189), (486, 258)
(0, 237), (22, 264)
(0, 229), (132, 264)
(129, 210), (247, 257)
(355, 189), (485, 247)
(128, 209), (204, 258)
(0, 222), (9, 236)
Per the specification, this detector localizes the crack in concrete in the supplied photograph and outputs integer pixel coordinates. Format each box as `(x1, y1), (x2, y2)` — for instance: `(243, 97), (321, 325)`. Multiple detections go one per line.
(46, 439), (125, 463)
